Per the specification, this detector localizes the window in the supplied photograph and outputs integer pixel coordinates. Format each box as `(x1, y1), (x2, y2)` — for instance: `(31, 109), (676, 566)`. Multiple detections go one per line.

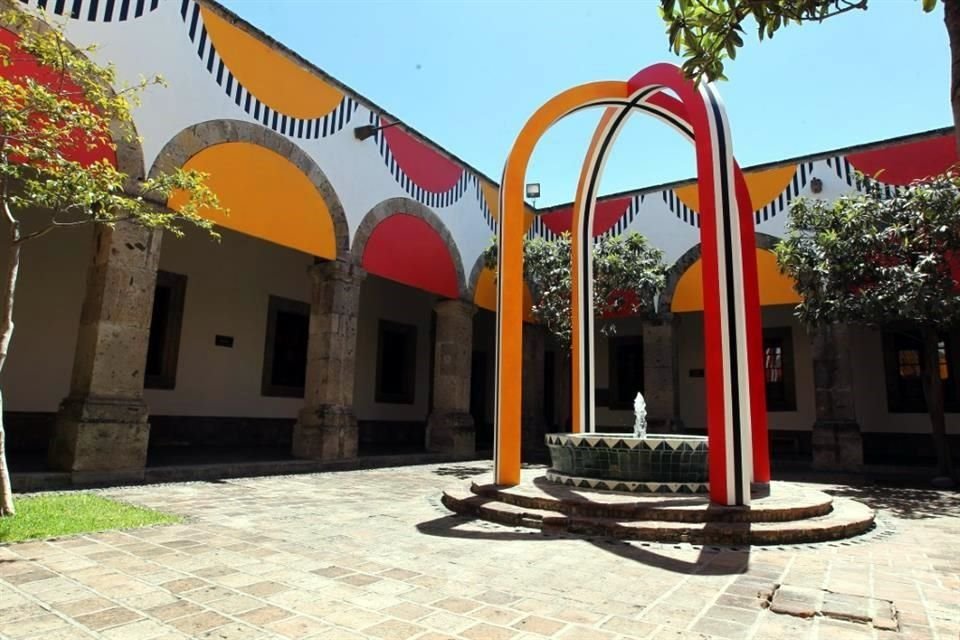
(882, 329), (958, 413)
(763, 327), (796, 411)
(375, 320), (417, 404)
(261, 296), (310, 397)
(144, 271), (187, 390)
(608, 335), (644, 410)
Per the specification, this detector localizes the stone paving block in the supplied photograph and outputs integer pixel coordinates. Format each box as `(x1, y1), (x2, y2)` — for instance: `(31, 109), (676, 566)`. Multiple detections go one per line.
(511, 614), (567, 636)
(470, 605), (525, 626)
(100, 618), (172, 640)
(74, 606), (143, 631)
(363, 618), (425, 639)
(3, 613), (73, 638)
(555, 624), (617, 640)
(167, 610), (232, 635)
(770, 585), (824, 618)
(235, 605), (294, 626)
(147, 599), (205, 621)
(691, 615), (751, 639)
(383, 602), (434, 621)
(461, 621), (520, 640)
(263, 614), (330, 638)
(599, 615), (659, 637)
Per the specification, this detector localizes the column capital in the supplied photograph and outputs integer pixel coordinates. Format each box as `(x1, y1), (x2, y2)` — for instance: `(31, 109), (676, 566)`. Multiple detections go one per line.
(309, 259), (366, 285)
(434, 299), (476, 319)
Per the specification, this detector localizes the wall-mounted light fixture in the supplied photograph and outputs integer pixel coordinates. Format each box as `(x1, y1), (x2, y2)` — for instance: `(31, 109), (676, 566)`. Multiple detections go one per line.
(810, 177), (823, 194)
(354, 120), (402, 141)
(525, 183), (541, 208)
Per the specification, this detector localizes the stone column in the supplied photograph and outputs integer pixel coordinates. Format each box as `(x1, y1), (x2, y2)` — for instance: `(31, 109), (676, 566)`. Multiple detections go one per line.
(643, 316), (681, 433)
(521, 323), (549, 461)
(49, 222), (161, 481)
(292, 259), (366, 460)
(426, 300), (476, 456)
(811, 323), (863, 471)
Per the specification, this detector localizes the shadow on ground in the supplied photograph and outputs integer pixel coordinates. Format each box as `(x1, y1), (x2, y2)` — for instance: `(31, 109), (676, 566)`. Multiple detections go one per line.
(824, 484), (960, 520)
(415, 513), (751, 576)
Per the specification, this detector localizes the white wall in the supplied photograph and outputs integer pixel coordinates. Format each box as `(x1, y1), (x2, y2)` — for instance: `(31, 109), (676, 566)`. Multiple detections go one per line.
(353, 275), (436, 422)
(675, 305), (816, 432)
(144, 227), (313, 418)
(0, 222), (91, 412)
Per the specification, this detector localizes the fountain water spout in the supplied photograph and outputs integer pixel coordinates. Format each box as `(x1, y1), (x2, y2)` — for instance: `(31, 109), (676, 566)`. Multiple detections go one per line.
(633, 391), (647, 439)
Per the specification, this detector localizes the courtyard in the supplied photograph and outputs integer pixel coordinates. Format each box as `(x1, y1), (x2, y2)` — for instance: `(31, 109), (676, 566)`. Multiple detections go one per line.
(0, 463), (958, 640)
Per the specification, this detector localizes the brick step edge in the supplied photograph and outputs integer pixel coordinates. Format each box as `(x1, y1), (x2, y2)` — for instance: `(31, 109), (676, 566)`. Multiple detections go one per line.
(470, 482), (834, 524)
(442, 489), (875, 546)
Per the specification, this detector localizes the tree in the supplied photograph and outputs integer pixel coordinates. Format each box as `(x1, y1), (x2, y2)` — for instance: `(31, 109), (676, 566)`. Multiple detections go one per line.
(775, 172), (960, 481)
(0, 4), (222, 516)
(483, 232), (667, 351)
(658, 1), (959, 152)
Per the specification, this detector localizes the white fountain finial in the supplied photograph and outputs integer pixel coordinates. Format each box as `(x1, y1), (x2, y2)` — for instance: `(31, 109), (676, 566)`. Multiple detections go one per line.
(633, 391), (647, 439)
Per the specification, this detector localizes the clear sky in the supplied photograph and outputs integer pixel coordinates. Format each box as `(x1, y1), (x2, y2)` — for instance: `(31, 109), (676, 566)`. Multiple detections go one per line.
(220, 0), (950, 208)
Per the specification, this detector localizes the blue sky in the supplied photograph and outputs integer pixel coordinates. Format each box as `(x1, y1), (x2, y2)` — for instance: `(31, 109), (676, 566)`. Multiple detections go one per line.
(221, 0), (950, 207)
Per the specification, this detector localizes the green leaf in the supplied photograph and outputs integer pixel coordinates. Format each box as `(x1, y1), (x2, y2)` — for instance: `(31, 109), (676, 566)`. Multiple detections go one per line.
(922, 0), (937, 12)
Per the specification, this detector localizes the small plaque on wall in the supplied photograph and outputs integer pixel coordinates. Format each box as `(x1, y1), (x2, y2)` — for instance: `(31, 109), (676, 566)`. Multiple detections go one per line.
(215, 335), (234, 348)
(689, 368), (704, 378)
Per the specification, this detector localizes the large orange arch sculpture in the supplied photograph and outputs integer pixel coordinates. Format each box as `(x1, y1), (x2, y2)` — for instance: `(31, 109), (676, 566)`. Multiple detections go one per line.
(494, 64), (769, 507)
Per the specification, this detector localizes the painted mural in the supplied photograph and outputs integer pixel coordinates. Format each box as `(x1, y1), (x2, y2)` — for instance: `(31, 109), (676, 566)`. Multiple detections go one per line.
(4, 0), (958, 321)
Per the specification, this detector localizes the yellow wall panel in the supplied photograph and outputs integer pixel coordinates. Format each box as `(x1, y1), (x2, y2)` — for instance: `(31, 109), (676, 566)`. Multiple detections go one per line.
(474, 267), (535, 323)
(201, 7), (343, 119)
(168, 142), (337, 259)
(674, 164), (799, 214)
(671, 249), (801, 312)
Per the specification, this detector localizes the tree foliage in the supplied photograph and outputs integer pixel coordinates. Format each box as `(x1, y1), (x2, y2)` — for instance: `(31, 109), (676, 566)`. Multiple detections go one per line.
(0, 3), (223, 517)
(660, 0), (939, 84)
(776, 172), (960, 479)
(483, 232), (667, 351)
(775, 173), (960, 328)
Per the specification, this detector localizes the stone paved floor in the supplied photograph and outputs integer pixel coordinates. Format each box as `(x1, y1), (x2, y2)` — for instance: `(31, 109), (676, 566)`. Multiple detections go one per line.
(1, 462), (958, 640)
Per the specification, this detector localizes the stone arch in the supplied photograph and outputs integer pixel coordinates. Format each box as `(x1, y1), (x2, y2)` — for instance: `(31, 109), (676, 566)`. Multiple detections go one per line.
(149, 119), (349, 257)
(1, 14), (145, 183)
(352, 197), (468, 299)
(658, 231), (784, 312)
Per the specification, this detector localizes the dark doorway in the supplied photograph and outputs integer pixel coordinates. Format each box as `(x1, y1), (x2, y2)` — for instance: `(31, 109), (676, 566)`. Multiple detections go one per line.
(471, 351), (492, 450)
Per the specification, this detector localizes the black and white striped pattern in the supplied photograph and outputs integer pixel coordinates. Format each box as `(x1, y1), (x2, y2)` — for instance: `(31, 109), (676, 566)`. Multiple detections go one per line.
(367, 111), (470, 209)
(595, 194), (644, 240)
(476, 179), (498, 232)
(19, 0), (159, 21)
(825, 156), (901, 197)
(179, 0), (357, 140)
(662, 189), (700, 228)
(753, 162), (815, 224)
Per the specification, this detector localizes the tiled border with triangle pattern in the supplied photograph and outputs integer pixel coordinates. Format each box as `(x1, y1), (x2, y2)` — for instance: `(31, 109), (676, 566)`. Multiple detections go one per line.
(545, 433), (708, 452)
(545, 469), (709, 495)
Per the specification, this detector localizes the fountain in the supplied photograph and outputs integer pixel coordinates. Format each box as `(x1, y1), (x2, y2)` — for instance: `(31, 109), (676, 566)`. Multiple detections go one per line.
(544, 391), (709, 494)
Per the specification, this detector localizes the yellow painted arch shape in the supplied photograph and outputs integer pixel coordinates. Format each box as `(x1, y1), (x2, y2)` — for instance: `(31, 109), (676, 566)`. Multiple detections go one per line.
(671, 249), (801, 312)
(168, 142), (338, 259)
(201, 7), (343, 119)
(472, 267), (536, 323)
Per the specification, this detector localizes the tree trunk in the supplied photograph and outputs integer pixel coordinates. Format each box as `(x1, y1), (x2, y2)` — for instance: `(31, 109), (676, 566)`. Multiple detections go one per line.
(946, 0), (960, 155)
(921, 326), (953, 480)
(0, 222), (20, 517)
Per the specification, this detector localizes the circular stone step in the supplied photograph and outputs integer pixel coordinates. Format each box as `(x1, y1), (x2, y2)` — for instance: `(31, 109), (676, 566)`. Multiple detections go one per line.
(440, 472), (875, 545)
(470, 474), (832, 523)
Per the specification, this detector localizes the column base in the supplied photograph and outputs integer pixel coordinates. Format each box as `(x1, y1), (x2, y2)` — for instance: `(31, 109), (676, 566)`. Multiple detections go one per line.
(292, 405), (358, 461)
(426, 412), (475, 456)
(812, 420), (863, 472)
(49, 396), (150, 474)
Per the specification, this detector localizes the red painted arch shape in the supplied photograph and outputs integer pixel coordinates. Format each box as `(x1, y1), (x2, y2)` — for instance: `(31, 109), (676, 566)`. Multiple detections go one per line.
(360, 213), (460, 299)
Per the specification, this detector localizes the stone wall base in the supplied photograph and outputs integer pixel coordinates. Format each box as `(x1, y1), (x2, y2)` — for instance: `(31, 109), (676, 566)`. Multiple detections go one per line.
(292, 404), (358, 461)
(812, 420), (863, 472)
(49, 397), (150, 473)
(426, 411), (475, 456)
